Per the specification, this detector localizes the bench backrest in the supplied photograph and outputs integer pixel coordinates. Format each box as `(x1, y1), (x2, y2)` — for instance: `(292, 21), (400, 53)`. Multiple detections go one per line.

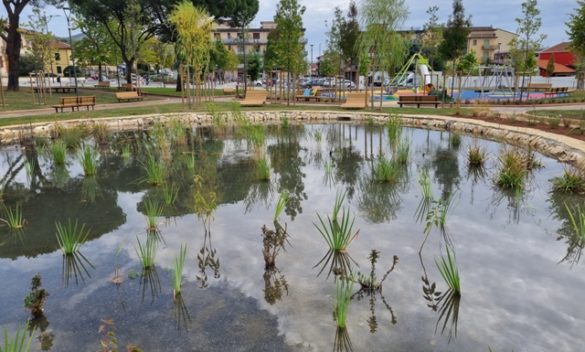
(399, 95), (418, 102)
(527, 83), (552, 89)
(60, 97), (78, 105)
(97, 81), (110, 87)
(346, 92), (367, 101)
(116, 92), (140, 99)
(243, 90), (267, 101)
(419, 95), (438, 102)
(78, 96), (96, 104)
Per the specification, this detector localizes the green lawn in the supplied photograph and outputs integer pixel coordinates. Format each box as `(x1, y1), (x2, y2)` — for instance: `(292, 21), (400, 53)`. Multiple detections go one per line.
(0, 88), (161, 111)
(531, 109), (585, 120)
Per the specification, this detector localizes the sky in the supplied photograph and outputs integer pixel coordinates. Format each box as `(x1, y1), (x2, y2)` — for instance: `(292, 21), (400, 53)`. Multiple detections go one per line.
(3, 0), (579, 58)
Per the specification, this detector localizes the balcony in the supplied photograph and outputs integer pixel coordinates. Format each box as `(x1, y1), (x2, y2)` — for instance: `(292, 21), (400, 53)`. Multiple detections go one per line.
(482, 43), (500, 51)
(222, 38), (267, 45)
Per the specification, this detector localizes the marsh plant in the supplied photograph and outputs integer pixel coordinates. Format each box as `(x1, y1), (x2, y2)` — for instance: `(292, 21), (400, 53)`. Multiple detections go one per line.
(55, 220), (89, 256)
(356, 250), (399, 293)
(373, 157), (401, 183)
(142, 151), (165, 186)
(566, 203), (585, 246)
(314, 191), (358, 252)
(246, 124), (266, 150)
(172, 244), (188, 297)
(448, 133), (461, 149)
(314, 130), (323, 143)
(435, 247), (461, 295)
(143, 200), (162, 231)
(79, 145), (98, 176)
(552, 168), (585, 194)
(1, 326), (34, 352)
(334, 277), (354, 329)
(273, 191), (289, 222)
(386, 114), (402, 144)
(424, 194), (454, 236)
(24, 159), (35, 181)
(496, 149), (527, 190)
(1, 204), (25, 230)
(162, 184), (179, 206)
(261, 223), (289, 269)
(58, 125), (86, 150)
(23, 274), (48, 318)
(135, 236), (157, 270)
(418, 169), (433, 201)
(467, 145), (487, 168)
(169, 119), (188, 145)
(395, 139), (410, 165)
(50, 140), (67, 166)
(194, 175), (217, 228)
(92, 123), (109, 144)
(256, 158), (270, 181)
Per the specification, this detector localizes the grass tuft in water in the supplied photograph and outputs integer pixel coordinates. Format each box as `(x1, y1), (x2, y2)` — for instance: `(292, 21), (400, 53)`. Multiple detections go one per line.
(1, 204), (25, 230)
(135, 236), (156, 270)
(418, 168), (432, 201)
(256, 158), (270, 181)
(314, 130), (322, 142)
(395, 139), (410, 165)
(314, 191), (358, 252)
(55, 220), (89, 256)
(58, 126), (86, 150)
(1, 326), (34, 352)
(172, 244), (187, 297)
(144, 200), (162, 231)
(435, 246), (461, 295)
(449, 133), (461, 149)
(142, 151), (165, 186)
(92, 123), (109, 144)
(162, 184), (179, 206)
(566, 203), (585, 245)
(274, 191), (289, 222)
(467, 145), (487, 168)
(552, 168), (585, 194)
(334, 277), (354, 328)
(373, 157), (401, 183)
(50, 140), (67, 166)
(79, 145), (98, 176)
(387, 113), (402, 144)
(496, 149), (527, 190)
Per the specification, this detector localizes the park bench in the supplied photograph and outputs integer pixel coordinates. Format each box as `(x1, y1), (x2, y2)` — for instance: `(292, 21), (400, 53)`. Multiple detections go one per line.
(240, 90), (267, 107)
(398, 95), (439, 108)
(340, 92), (368, 109)
(116, 91), (144, 102)
(34, 86), (76, 94)
(295, 87), (324, 102)
(94, 81), (110, 88)
(52, 96), (96, 113)
(223, 87), (237, 95)
(527, 83), (552, 92)
(119, 83), (139, 92)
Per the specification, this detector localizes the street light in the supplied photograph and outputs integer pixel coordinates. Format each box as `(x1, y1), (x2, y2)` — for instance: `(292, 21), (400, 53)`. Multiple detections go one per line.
(310, 44), (313, 76)
(62, 7), (78, 96)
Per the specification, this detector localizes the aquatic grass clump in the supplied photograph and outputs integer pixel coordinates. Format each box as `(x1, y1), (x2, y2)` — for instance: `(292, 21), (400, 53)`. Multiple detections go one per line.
(467, 145), (487, 168)
(386, 113), (402, 143)
(1, 204), (25, 230)
(314, 191), (358, 252)
(496, 149), (527, 190)
(1, 326), (34, 352)
(144, 200), (162, 230)
(79, 145), (98, 176)
(334, 277), (354, 329)
(135, 236), (156, 270)
(314, 130), (322, 143)
(92, 123), (109, 144)
(256, 158), (270, 181)
(373, 157), (401, 183)
(162, 184), (179, 206)
(142, 151), (165, 186)
(552, 168), (585, 194)
(418, 169), (432, 201)
(246, 124), (266, 149)
(58, 125), (86, 150)
(50, 140), (67, 166)
(566, 203), (585, 245)
(55, 220), (89, 256)
(435, 247), (461, 295)
(395, 139), (410, 165)
(274, 191), (289, 222)
(172, 244), (187, 297)
(449, 133), (461, 149)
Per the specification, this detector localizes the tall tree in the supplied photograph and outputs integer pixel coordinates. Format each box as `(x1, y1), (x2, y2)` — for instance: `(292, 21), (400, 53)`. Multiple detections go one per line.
(438, 0), (471, 102)
(247, 51), (262, 82)
(1, 0), (62, 91)
(513, 0), (545, 102)
(24, 6), (54, 76)
(421, 5), (444, 70)
(226, 0), (259, 95)
(566, 0), (585, 89)
(359, 0), (408, 109)
(270, 0), (306, 105)
(74, 17), (118, 81)
(340, 2), (360, 86)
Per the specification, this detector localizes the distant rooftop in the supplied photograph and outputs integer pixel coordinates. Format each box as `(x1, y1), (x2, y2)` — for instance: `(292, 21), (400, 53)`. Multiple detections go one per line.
(540, 42), (572, 53)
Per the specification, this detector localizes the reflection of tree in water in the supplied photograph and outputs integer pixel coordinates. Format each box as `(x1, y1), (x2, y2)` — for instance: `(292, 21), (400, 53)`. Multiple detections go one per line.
(196, 229), (221, 288)
(332, 146), (363, 200)
(28, 313), (54, 351)
(357, 172), (407, 224)
(261, 221), (289, 304)
(268, 140), (306, 220)
(549, 193), (585, 265)
(432, 143), (460, 201)
(490, 187), (533, 224)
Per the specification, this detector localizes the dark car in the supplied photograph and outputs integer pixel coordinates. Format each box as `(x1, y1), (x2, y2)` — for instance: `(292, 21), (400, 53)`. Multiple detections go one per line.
(63, 66), (86, 78)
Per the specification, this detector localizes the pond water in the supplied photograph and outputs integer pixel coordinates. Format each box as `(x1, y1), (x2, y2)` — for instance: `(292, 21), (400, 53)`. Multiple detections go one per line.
(0, 122), (583, 352)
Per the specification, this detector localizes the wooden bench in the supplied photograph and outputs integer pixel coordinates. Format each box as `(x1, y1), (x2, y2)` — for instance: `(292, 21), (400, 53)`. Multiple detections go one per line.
(295, 88), (323, 102)
(341, 92), (368, 109)
(223, 87), (237, 95)
(116, 91), (143, 102)
(119, 83), (139, 92)
(94, 81), (110, 88)
(527, 83), (552, 92)
(398, 95), (439, 108)
(52, 96), (96, 112)
(34, 86), (77, 94)
(240, 90), (267, 107)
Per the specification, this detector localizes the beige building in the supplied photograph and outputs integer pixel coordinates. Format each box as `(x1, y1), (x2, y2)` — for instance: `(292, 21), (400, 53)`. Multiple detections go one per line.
(212, 21), (277, 56)
(467, 26), (517, 64)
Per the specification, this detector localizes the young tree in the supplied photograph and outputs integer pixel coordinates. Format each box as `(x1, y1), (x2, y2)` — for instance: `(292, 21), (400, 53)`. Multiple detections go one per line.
(226, 0), (259, 94)
(421, 5), (444, 70)
(169, 0), (214, 107)
(270, 0), (306, 105)
(566, 0), (585, 89)
(74, 18), (118, 81)
(545, 53), (555, 78)
(438, 0), (471, 102)
(513, 0), (545, 102)
(1, 0), (62, 90)
(24, 7), (54, 77)
(247, 52), (263, 82)
(359, 0), (409, 109)
(340, 1), (360, 86)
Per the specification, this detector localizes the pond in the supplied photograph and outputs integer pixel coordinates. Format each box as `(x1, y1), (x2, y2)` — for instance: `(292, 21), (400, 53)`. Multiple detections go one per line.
(0, 121), (583, 351)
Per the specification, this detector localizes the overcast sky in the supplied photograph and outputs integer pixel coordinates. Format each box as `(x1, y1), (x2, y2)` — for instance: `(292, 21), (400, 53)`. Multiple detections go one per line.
(3, 0), (578, 57)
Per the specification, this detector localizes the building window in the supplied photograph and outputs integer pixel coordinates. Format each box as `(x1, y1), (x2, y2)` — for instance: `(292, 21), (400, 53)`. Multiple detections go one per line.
(55, 52), (60, 61)
(214, 33), (220, 40)
(253, 32), (260, 40)
(57, 66), (62, 74)
(473, 39), (477, 46)
(227, 33), (232, 39)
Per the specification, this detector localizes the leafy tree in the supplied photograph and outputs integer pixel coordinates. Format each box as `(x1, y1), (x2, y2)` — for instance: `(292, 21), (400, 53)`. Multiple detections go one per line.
(270, 0), (306, 105)
(23, 7), (54, 76)
(17, 54), (43, 76)
(438, 0), (471, 102)
(74, 17), (118, 81)
(226, 0), (259, 94)
(546, 53), (555, 78)
(0, 0), (63, 90)
(319, 49), (340, 84)
(566, 0), (585, 89)
(513, 0), (545, 102)
(359, 0), (408, 109)
(339, 2), (360, 86)
(209, 40), (238, 82)
(421, 5), (444, 70)
(247, 52), (263, 82)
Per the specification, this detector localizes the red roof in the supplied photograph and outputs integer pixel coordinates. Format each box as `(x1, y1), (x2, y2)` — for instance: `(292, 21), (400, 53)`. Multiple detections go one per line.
(541, 42), (571, 54)
(537, 59), (575, 74)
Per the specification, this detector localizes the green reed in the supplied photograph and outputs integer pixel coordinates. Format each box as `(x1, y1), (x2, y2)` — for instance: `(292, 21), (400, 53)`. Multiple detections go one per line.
(256, 158), (270, 181)
(1, 204), (25, 230)
(50, 140), (67, 166)
(418, 168), (432, 201)
(172, 244), (187, 297)
(553, 169), (585, 194)
(467, 145), (487, 168)
(387, 113), (402, 143)
(373, 157), (401, 183)
(135, 236), (156, 270)
(314, 130), (323, 142)
(496, 149), (526, 190)
(79, 145), (97, 176)
(435, 246), (461, 295)
(566, 203), (585, 244)
(315, 191), (357, 252)
(1, 326), (34, 352)
(162, 184), (179, 206)
(334, 277), (354, 328)
(144, 200), (162, 230)
(274, 191), (289, 221)
(396, 139), (410, 165)
(142, 151), (165, 186)
(55, 219), (89, 256)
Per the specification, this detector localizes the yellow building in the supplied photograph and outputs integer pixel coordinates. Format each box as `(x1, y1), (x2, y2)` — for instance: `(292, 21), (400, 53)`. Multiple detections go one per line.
(467, 27), (517, 64)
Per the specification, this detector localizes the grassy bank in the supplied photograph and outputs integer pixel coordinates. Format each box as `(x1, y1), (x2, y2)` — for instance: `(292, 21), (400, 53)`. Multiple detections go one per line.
(531, 109), (585, 120)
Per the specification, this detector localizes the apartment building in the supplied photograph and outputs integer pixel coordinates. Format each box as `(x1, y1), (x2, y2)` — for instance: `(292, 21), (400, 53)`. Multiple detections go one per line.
(467, 26), (517, 64)
(212, 21), (277, 56)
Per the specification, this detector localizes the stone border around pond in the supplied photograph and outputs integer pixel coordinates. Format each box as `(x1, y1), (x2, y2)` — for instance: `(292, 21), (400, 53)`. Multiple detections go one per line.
(2, 110), (585, 171)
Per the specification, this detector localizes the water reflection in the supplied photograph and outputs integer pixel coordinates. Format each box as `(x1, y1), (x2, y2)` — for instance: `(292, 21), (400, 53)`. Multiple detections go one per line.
(196, 229), (221, 288)
(172, 294), (192, 331)
(61, 252), (95, 288)
(549, 193), (585, 265)
(333, 327), (353, 352)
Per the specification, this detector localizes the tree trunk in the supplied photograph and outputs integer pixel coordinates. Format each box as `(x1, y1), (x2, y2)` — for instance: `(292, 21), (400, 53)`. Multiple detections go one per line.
(241, 26), (247, 98)
(6, 19), (23, 91)
(125, 59), (134, 84)
(98, 63), (103, 82)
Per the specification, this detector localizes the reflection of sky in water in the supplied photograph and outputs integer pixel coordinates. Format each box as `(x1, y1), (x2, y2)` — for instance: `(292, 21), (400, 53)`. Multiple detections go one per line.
(0, 124), (584, 351)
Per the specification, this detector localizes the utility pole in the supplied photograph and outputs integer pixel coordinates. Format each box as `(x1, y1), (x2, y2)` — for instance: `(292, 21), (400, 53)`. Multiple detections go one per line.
(63, 7), (79, 96)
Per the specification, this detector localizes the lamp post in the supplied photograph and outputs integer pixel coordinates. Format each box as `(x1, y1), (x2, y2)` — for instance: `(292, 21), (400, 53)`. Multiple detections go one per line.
(62, 7), (78, 96)
(310, 44), (313, 76)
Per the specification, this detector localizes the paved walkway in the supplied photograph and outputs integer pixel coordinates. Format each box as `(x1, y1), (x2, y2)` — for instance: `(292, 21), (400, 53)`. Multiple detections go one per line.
(489, 103), (585, 115)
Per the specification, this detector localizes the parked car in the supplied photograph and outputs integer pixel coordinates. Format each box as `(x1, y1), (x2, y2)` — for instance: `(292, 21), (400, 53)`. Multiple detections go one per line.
(63, 66), (86, 78)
